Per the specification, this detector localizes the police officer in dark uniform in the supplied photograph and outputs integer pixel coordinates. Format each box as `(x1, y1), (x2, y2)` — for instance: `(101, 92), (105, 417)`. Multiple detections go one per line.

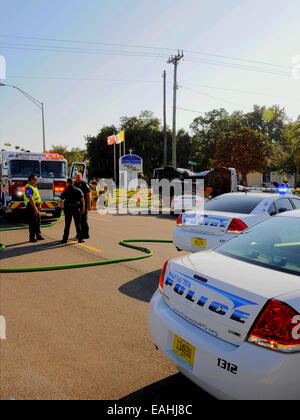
(60, 178), (85, 244)
(74, 172), (91, 239)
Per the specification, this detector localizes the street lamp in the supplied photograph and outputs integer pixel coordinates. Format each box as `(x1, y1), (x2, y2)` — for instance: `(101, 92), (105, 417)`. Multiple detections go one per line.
(0, 83), (46, 152)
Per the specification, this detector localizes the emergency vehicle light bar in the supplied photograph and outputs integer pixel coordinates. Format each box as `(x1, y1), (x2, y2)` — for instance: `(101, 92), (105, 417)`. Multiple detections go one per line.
(45, 154), (64, 159)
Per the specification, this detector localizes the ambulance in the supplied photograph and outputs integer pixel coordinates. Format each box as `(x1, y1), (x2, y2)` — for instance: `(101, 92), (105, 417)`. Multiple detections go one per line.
(0, 151), (86, 216)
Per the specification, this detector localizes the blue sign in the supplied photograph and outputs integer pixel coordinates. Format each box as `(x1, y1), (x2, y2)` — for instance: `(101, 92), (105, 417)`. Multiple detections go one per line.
(121, 155), (142, 165)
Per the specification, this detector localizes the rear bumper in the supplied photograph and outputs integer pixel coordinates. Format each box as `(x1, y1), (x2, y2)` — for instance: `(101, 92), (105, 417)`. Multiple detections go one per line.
(149, 290), (300, 400)
(173, 226), (232, 252)
(8, 201), (59, 212)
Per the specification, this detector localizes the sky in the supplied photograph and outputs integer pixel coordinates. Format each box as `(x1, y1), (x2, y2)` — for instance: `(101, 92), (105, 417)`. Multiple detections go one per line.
(0, 0), (300, 153)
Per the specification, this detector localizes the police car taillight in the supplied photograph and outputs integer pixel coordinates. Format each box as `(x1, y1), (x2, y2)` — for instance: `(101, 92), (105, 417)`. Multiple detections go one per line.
(248, 299), (300, 352)
(176, 214), (183, 227)
(159, 260), (169, 294)
(227, 218), (248, 233)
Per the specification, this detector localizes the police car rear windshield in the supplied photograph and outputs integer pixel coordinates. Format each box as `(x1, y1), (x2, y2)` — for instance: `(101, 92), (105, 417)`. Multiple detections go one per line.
(204, 194), (264, 214)
(9, 160), (40, 178)
(217, 217), (300, 276)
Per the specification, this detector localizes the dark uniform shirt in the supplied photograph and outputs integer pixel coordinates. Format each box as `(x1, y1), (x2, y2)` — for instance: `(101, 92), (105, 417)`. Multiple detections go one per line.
(74, 181), (90, 205)
(61, 185), (83, 208)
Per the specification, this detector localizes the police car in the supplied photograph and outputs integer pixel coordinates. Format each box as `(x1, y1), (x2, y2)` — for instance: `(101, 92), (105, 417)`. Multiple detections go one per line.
(149, 210), (300, 400)
(174, 191), (300, 252)
(170, 195), (206, 214)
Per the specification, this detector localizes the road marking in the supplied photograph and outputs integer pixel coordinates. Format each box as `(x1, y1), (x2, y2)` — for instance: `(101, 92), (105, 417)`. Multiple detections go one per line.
(68, 241), (102, 252)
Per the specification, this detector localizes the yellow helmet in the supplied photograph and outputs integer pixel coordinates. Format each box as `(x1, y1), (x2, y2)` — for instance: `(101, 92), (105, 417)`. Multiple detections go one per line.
(283, 176), (288, 182)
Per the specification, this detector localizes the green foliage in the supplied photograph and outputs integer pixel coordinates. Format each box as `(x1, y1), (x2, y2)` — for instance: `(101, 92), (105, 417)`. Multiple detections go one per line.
(86, 125), (118, 179)
(83, 105), (297, 184)
(49, 145), (88, 168)
(214, 123), (268, 185)
(271, 122), (300, 185)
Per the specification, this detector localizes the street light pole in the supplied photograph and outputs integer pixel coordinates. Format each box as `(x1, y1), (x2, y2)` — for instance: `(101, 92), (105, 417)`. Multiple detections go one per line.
(0, 83), (46, 152)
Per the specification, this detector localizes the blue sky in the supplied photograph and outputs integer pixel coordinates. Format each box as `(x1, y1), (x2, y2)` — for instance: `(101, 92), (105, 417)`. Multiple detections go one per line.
(0, 0), (300, 153)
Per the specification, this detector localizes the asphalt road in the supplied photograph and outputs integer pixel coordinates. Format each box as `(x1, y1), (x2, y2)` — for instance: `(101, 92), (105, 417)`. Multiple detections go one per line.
(0, 210), (214, 401)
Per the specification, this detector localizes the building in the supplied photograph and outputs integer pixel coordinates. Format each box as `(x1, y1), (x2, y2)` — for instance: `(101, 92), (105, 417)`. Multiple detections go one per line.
(240, 171), (295, 188)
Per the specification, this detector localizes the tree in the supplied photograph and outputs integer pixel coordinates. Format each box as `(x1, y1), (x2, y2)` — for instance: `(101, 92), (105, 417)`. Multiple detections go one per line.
(86, 125), (118, 179)
(189, 109), (233, 170)
(119, 111), (165, 178)
(213, 123), (268, 185)
(49, 145), (88, 169)
(241, 105), (288, 144)
(271, 122), (300, 186)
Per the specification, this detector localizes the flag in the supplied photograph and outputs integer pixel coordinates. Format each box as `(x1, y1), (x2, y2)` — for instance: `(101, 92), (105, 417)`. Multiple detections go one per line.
(115, 130), (125, 144)
(107, 135), (116, 146)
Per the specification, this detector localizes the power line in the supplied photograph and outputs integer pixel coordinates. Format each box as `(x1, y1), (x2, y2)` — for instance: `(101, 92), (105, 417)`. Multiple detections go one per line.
(184, 57), (291, 77)
(180, 85), (250, 109)
(0, 42), (168, 58)
(0, 34), (291, 70)
(180, 82), (298, 102)
(177, 107), (206, 114)
(0, 42), (292, 78)
(5, 75), (162, 84)
(3, 74), (298, 102)
(0, 34), (176, 53)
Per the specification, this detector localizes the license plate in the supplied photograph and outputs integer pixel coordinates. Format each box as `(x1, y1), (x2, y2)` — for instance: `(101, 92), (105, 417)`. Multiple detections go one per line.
(192, 237), (206, 248)
(173, 334), (196, 367)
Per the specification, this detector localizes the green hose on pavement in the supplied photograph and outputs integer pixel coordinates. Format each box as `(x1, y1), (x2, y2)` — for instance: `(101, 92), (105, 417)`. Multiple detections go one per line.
(0, 212), (172, 273)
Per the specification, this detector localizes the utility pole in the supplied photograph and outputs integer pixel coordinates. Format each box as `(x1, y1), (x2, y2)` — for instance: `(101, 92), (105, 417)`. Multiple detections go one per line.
(162, 70), (167, 167)
(167, 50), (184, 168)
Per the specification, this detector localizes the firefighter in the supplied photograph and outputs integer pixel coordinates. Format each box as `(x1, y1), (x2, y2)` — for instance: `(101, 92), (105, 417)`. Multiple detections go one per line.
(24, 174), (44, 243)
(283, 176), (291, 189)
(90, 180), (99, 210)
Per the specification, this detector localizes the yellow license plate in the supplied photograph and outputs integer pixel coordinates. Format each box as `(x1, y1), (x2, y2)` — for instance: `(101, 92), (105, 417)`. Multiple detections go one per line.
(173, 334), (196, 367)
(192, 237), (206, 248)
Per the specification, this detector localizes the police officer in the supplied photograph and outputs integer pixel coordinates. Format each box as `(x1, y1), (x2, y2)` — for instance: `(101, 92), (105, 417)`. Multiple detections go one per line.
(74, 173), (91, 239)
(24, 174), (44, 243)
(60, 178), (85, 244)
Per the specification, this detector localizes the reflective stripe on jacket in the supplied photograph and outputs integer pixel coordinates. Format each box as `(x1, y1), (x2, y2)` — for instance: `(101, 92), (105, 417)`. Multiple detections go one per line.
(24, 184), (42, 206)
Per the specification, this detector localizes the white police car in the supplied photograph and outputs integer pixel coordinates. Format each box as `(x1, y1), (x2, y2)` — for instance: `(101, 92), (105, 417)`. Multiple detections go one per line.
(170, 195), (206, 214)
(174, 191), (300, 252)
(149, 210), (300, 400)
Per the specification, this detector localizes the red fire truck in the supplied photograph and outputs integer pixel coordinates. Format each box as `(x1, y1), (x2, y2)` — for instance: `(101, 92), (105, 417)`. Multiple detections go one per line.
(0, 151), (86, 216)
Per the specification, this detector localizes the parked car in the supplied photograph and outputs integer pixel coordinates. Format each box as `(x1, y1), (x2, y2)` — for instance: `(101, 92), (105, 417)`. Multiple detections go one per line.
(149, 210), (300, 400)
(170, 195), (207, 214)
(174, 191), (300, 252)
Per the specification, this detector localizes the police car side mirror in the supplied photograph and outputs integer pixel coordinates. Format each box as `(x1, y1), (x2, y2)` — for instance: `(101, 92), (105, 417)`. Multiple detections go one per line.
(278, 207), (287, 214)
